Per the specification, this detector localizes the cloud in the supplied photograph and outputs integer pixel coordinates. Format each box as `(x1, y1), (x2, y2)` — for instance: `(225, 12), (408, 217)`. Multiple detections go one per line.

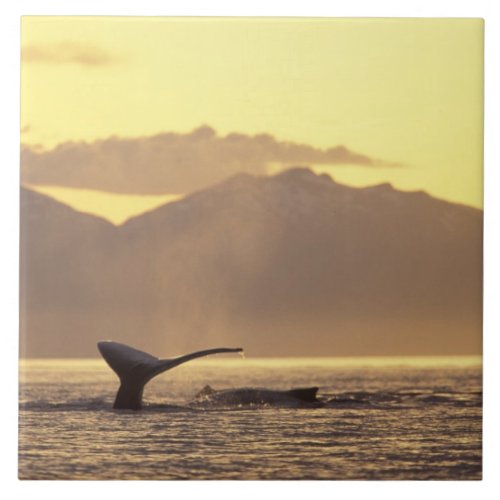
(21, 42), (116, 67)
(20, 126), (401, 195)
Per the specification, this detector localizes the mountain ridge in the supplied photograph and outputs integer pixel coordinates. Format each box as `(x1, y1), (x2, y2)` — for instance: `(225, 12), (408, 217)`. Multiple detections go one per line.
(19, 168), (483, 358)
(21, 167), (481, 229)
(122, 167), (482, 228)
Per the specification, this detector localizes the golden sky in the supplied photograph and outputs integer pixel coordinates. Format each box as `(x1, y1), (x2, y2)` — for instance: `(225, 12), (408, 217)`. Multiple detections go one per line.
(21, 17), (484, 220)
(25, 184), (183, 225)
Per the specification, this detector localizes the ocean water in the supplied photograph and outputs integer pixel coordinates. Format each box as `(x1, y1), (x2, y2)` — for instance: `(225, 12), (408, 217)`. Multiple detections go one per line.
(18, 357), (482, 480)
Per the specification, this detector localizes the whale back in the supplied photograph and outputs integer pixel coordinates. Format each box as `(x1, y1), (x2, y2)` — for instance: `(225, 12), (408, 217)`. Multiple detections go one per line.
(192, 386), (321, 406)
(285, 387), (319, 403)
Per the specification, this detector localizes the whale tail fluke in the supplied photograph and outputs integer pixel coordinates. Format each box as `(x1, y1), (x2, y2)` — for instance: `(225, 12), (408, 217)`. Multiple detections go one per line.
(285, 387), (319, 403)
(98, 341), (160, 380)
(97, 341), (243, 410)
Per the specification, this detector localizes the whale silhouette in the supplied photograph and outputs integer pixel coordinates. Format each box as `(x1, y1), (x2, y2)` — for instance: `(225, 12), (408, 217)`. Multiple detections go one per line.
(192, 385), (322, 407)
(98, 341), (321, 410)
(98, 341), (243, 410)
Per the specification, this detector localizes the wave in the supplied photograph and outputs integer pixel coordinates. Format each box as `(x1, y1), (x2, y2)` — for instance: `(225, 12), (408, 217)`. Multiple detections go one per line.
(19, 389), (482, 413)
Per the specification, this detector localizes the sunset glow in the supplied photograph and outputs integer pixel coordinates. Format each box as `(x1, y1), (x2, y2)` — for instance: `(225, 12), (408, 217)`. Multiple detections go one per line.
(21, 17), (484, 210)
(26, 184), (183, 225)
(18, 16), (484, 482)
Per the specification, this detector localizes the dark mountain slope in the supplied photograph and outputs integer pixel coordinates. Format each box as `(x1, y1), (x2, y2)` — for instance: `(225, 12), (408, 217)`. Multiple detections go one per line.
(19, 169), (482, 357)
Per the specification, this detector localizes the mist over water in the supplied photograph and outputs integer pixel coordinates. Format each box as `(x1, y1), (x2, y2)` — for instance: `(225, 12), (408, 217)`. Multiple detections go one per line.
(19, 357), (481, 480)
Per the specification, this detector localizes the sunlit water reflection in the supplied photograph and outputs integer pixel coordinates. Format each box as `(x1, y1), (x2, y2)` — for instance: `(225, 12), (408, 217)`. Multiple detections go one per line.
(19, 357), (481, 480)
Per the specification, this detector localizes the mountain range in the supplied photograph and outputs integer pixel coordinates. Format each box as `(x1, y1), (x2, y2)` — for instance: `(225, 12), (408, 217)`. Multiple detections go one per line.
(20, 168), (482, 358)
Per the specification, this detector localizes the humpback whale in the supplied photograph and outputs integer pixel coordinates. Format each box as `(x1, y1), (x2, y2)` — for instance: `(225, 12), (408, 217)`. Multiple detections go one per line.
(192, 385), (322, 407)
(98, 341), (322, 410)
(98, 341), (243, 410)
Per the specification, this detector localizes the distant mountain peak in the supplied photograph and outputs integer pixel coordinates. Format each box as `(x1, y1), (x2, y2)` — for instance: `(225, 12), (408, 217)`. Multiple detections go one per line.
(20, 168), (483, 358)
(361, 182), (395, 193)
(209, 171), (261, 192)
(273, 166), (337, 186)
(374, 182), (393, 190)
(276, 166), (315, 177)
